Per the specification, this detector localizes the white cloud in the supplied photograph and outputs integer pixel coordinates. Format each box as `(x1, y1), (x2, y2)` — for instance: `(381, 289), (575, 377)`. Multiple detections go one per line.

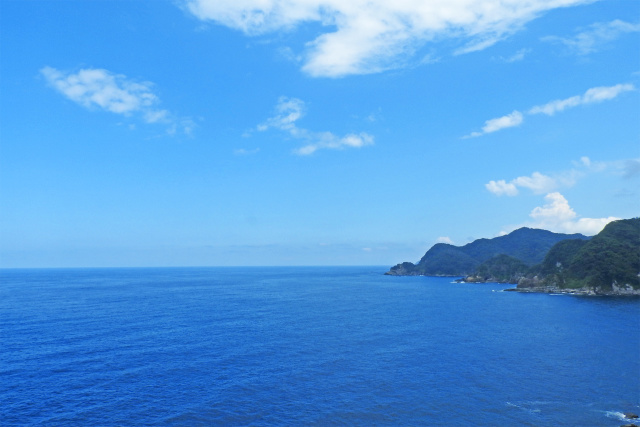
(528, 95), (581, 116)
(257, 97), (306, 132)
(436, 236), (454, 244)
(527, 192), (618, 235)
(258, 97), (374, 155)
(465, 110), (523, 138)
(41, 66), (193, 135)
(542, 19), (640, 55)
(529, 83), (635, 115)
(512, 172), (558, 194)
(483, 110), (524, 133)
(486, 172), (557, 196)
(529, 192), (576, 222)
(183, 0), (596, 77)
(485, 180), (519, 196)
(41, 66), (158, 115)
(467, 82), (634, 137)
(294, 132), (374, 155)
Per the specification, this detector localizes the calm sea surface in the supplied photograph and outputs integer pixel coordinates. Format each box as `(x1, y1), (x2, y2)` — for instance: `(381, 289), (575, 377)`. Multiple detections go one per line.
(1, 267), (639, 426)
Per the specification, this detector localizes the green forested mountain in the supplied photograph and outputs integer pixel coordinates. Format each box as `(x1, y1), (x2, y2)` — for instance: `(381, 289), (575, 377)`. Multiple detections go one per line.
(386, 227), (588, 276)
(473, 254), (530, 283)
(520, 218), (640, 292)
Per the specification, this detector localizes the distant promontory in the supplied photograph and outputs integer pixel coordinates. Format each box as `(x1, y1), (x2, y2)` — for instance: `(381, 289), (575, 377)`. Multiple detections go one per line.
(386, 227), (589, 278)
(386, 218), (640, 296)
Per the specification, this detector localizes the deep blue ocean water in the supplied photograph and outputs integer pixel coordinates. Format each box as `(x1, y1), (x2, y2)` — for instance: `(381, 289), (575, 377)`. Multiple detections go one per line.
(1, 266), (639, 426)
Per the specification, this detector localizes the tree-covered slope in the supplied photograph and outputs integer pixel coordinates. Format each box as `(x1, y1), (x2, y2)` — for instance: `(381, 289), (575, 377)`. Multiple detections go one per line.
(473, 254), (530, 283)
(536, 239), (589, 277)
(461, 228), (588, 265)
(414, 243), (481, 275)
(521, 218), (640, 292)
(386, 227), (588, 276)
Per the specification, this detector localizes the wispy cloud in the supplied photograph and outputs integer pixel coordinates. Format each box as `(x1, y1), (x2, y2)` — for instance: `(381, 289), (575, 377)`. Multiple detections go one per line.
(486, 156), (640, 197)
(585, 157), (640, 179)
(466, 83), (634, 137)
(41, 66), (193, 135)
(465, 110), (523, 138)
(234, 148), (260, 155)
(294, 133), (374, 156)
(622, 159), (640, 178)
(183, 0), (596, 77)
(495, 48), (530, 63)
(542, 19), (640, 55)
(529, 83), (635, 115)
(258, 97), (374, 155)
(257, 97), (305, 133)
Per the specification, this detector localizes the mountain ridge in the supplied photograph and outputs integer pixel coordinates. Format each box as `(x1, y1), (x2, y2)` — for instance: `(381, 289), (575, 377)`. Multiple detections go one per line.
(386, 227), (589, 276)
(516, 218), (640, 295)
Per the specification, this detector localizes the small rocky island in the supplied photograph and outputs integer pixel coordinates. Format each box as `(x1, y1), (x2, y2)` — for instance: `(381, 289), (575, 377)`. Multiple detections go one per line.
(387, 218), (640, 296)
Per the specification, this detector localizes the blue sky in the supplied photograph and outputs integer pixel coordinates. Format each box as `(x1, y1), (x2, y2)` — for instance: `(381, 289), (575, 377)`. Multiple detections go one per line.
(1, 0), (638, 267)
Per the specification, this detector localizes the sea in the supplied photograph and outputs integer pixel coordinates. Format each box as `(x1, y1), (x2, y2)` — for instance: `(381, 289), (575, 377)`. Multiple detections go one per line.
(1, 266), (639, 426)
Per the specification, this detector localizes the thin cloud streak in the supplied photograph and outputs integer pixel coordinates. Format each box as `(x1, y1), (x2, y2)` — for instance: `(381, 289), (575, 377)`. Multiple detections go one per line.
(466, 83), (634, 137)
(465, 110), (523, 138)
(529, 83), (635, 115)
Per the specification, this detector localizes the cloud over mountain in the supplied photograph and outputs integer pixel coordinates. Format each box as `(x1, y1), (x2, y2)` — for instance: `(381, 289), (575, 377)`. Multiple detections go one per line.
(527, 192), (618, 235)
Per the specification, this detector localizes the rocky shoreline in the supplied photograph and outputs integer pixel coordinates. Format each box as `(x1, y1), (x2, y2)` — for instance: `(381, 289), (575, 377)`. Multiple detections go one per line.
(502, 286), (640, 296)
(514, 277), (640, 296)
(387, 219), (640, 295)
(455, 275), (518, 285)
(455, 275), (640, 296)
(621, 411), (639, 427)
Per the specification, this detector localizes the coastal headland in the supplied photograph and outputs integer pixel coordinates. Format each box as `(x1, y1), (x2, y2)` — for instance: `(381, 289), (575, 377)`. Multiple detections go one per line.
(387, 218), (640, 296)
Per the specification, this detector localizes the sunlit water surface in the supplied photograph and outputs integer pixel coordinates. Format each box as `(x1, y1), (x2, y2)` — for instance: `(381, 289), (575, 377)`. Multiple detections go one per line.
(1, 267), (638, 426)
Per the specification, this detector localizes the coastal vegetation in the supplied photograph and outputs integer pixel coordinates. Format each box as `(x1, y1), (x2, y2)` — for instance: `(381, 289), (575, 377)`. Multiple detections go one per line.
(518, 217), (640, 294)
(386, 227), (588, 277)
(386, 218), (640, 295)
(472, 254), (529, 283)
